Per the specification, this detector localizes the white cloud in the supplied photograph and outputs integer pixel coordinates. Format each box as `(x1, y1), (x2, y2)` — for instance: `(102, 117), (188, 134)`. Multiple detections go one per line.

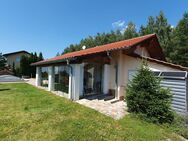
(120, 26), (127, 34)
(112, 20), (138, 34)
(112, 20), (126, 28)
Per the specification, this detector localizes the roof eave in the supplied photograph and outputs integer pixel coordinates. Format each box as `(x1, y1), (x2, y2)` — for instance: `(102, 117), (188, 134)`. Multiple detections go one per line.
(31, 46), (134, 66)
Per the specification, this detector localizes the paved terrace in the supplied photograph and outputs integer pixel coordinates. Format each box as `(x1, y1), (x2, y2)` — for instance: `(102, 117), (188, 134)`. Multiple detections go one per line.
(77, 95), (128, 120)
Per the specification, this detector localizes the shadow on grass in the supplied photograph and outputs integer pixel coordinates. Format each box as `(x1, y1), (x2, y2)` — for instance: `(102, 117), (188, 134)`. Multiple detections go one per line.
(0, 88), (11, 91)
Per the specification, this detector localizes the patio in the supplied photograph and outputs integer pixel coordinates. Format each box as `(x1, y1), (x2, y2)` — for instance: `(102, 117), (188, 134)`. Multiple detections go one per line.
(77, 95), (128, 120)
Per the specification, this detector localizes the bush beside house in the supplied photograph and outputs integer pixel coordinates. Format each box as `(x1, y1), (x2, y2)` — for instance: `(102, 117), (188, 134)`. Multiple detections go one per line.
(126, 61), (174, 124)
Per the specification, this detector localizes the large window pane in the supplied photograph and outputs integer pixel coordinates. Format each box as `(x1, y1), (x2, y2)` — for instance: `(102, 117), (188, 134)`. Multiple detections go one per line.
(54, 66), (69, 93)
(41, 67), (48, 87)
(84, 64), (103, 95)
(160, 72), (186, 78)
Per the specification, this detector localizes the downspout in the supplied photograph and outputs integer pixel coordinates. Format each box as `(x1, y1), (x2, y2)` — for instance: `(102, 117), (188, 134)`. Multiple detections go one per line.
(185, 71), (188, 112)
(66, 59), (73, 100)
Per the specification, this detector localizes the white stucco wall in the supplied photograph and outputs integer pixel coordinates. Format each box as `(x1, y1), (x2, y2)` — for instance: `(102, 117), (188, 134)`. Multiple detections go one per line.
(105, 47), (151, 99)
(36, 67), (41, 87)
(109, 52), (118, 88)
(104, 51), (126, 99)
(103, 47), (181, 99)
(71, 64), (84, 100)
(122, 55), (179, 86)
(134, 46), (150, 57)
(103, 64), (110, 94)
(48, 66), (55, 91)
(117, 54), (180, 99)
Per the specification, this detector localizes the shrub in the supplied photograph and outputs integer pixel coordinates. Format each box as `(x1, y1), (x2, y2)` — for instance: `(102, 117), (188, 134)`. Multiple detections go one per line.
(126, 61), (174, 123)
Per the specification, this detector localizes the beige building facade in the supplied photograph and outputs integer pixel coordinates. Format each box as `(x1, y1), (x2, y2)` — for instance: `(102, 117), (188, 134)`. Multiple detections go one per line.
(3, 51), (30, 69)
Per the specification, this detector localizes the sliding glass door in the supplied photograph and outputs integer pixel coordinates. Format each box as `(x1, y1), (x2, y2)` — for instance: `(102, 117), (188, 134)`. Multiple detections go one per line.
(54, 66), (69, 94)
(41, 67), (48, 88)
(83, 64), (103, 96)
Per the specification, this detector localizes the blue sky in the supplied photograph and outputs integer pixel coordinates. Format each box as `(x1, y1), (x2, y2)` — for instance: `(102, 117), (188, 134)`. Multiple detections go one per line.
(0, 0), (187, 58)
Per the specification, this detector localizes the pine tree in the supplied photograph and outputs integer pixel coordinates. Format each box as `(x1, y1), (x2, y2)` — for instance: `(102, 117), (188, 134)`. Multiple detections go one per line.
(34, 52), (38, 62)
(38, 52), (44, 61)
(155, 11), (172, 59)
(20, 52), (43, 77)
(0, 53), (7, 69)
(126, 61), (174, 123)
(20, 55), (30, 76)
(139, 11), (172, 61)
(139, 16), (156, 35)
(123, 22), (138, 39)
(12, 62), (16, 75)
(170, 12), (188, 67)
(56, 52), (60, 56)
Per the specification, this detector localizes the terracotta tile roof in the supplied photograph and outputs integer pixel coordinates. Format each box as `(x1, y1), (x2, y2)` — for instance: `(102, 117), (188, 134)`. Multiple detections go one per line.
(32, 34), (156, 66)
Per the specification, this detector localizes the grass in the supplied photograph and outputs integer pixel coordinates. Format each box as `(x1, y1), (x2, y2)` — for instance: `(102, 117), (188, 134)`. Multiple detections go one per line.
(168, 114), (188, 139)
(0, 83), (182, 141)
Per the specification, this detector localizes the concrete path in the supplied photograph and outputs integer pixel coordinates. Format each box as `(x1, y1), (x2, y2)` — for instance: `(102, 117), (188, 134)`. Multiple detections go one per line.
(77, 98), (128, 120)
(25, 78), (36, 85)
(0, 75), (24, 83)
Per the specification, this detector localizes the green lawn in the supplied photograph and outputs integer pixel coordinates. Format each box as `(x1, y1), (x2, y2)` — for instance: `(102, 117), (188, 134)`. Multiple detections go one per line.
(0, 83), (182, 141)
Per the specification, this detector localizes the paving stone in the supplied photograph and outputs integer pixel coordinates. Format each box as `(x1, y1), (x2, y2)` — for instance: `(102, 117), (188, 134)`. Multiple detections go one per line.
(77, 98), (128, 120)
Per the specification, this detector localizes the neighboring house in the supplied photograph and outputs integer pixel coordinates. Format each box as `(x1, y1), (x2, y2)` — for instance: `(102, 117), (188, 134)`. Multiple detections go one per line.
(32, 34), (188, 113)
(3, 51), (30, 69)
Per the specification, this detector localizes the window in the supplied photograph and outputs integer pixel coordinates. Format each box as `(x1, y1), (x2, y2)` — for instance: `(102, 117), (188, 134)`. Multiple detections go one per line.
(41, 67), (48, 87)
(128, 70), (187, 81)
(54, 66), (69, 93)
(16, 57), (20, 62)
(160, 72), (186, 78)
(152, 71), (161, 76)
(83, 64), (103, 95)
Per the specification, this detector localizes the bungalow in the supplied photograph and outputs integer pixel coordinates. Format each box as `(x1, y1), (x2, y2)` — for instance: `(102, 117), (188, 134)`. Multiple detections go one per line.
(32, 34), (188, 113)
